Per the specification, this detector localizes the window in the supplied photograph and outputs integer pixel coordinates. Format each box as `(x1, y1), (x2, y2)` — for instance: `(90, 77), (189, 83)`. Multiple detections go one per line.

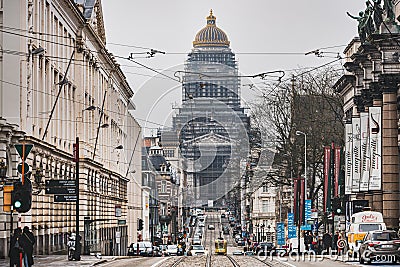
(262, 200), (274, 213)
(263, 185), (268, 193)
(161, 181), (166, 193)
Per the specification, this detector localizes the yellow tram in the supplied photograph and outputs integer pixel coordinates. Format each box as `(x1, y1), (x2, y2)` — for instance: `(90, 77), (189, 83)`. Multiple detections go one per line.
(215, 238), (227, 255)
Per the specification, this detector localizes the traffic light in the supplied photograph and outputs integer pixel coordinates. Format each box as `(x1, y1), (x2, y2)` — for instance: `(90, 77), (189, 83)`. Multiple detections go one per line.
(137, 218), (143, 231)
(12, 177), (32, 213)
(332, 197), (343, 215)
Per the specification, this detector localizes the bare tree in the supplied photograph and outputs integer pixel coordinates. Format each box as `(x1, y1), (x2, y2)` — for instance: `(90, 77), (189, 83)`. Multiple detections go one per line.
(249, 66), (344, 207)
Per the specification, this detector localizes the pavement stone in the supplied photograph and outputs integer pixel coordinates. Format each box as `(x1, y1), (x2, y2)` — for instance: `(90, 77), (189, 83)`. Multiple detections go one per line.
(0, 254), (130, 266)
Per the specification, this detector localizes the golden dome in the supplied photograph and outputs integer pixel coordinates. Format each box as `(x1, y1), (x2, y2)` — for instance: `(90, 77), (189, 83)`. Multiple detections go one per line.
(193, 10), (230, 48)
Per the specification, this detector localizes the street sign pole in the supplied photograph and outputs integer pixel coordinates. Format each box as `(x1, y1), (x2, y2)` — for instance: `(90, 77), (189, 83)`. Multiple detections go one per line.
(74, 137), (80, 260)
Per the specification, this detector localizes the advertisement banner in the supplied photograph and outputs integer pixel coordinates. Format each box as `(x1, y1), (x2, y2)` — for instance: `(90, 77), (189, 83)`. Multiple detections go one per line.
(323, 146), (331, 212)
(302, 199), (312, 231)
(277, 222), (285, 245)
(294, 178), (298, 222)
(359, 112), (370, 191)
(352, 117), (361, 192)
(369, 107), (382, 190)
(288, 213), (297, 238)
(344, 123), (353, 194)
(334, 147), (341, 197)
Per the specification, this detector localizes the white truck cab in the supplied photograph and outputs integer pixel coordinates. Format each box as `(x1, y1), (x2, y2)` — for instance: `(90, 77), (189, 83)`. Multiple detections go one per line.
(347, 211), (386, 257)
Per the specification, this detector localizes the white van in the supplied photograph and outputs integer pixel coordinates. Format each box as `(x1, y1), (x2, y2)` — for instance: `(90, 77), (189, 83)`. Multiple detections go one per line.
(347, 211), (386, 257)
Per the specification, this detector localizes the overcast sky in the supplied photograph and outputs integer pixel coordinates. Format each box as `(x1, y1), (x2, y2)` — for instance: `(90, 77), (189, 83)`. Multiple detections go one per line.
(101, 1), (365, 135)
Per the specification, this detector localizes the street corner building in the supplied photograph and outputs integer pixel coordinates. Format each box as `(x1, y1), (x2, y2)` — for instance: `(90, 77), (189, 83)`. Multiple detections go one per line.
(334, 1), (400, 230)
(0, 0), (142, 258)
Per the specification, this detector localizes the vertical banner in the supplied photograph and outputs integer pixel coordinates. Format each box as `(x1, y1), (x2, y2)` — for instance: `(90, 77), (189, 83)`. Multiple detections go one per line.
(369, 107), (382, 190)
(334, 147), (341, 197)
(277, 222), (285, 245)
(300, 178), (305, 226)
(344, 123), (353, 194)
(288, 213), (296, 238)
(302, 199), (312, 231)
(323, 146), (331, 212)
(294, 179), (298, 222)
(359, 112), (370, 191)
(352, 117), (361, 192)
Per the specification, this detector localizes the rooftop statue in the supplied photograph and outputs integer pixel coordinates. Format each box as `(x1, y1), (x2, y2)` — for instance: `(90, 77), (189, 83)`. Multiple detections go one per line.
(347, 1), (386, 44)
(347, 11), (369, 43)
(383, 0), (395, 22)
(372, 0), (384, 30)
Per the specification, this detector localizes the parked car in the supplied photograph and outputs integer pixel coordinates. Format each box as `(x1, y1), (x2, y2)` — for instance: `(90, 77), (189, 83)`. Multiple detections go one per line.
(223, 226), (230, 235)
(245, 251), (255, 256)
(166, 244), (178, 256)
(233, 250), (244, 256)
(256, 242), (275, 254)
(159, 244), (168, 256)
(193, 237), (202, 245)
(127, 241), (153, 256)
(152, 246), (162, 257)
(236, 238), (245, 246)
(188, 245), (207, 256)
(208, 224), (215, 230)
(177, 244), (185, 256)
(359, 230), (400, 264)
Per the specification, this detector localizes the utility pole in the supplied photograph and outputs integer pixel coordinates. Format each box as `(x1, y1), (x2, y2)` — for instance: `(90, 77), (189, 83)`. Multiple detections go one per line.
(74, 137), (81, 260)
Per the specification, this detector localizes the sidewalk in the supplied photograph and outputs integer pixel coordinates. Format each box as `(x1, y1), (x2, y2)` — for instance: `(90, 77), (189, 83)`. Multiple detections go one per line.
(0, 254), (130, 266)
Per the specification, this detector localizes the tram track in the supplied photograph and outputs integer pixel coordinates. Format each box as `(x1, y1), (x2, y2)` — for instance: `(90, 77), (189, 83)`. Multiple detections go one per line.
(226, 255), (241, 267)
(167, 256), (186, 267)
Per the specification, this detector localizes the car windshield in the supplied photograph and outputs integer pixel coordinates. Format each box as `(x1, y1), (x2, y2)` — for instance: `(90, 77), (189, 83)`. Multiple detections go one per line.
(372, 232), (400, 241)
(192, 245), (204, 250)
(142, 242), (152, 248)
(359, 224), (381, 232)
(168, 245), (177, 249)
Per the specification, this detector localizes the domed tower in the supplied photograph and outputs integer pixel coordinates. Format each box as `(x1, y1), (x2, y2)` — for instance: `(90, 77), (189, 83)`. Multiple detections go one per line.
(171, 10), (249, 208)
(192, 10), (230, 48)
(182, 10), (241, 107)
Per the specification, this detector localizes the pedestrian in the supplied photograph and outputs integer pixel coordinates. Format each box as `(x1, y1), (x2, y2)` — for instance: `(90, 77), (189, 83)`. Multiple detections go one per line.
(333, 231), (339, 253)
(323, 232), (332, 253)
(304, 231), (312, 251)
(19, 226), (35, 267)
(9, 228), (23, 267)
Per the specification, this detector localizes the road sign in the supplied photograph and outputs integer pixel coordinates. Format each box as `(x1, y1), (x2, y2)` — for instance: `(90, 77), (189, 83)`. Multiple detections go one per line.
(17, 162), (30, 174)
(54, 195), (77, 202)
(45, 186), (76, 195)
(45, 180), (76, 187)
(14, 144), (34, 161)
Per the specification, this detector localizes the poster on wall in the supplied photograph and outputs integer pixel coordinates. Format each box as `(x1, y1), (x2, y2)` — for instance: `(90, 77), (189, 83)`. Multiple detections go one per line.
(352, 117), (361, 192)
(344, 123), (353, 195)
(359, 112), (370, 191)
(368, 107), (382, 191)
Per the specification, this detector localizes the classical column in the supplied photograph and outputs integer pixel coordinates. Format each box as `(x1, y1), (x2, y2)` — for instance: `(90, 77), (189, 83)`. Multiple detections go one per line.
(380, 76), (399, 229)
(370, 83), (383, 212)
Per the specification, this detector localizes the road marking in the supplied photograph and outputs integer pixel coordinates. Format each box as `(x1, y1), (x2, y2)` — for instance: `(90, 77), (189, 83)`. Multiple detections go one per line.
(275, 258), (297, 267)
(150, 257), (169, 267)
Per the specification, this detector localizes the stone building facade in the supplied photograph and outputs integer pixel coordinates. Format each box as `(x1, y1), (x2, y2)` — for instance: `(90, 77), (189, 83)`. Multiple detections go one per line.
(0, 0), (142, 257)
(172, 10), (250, 209)
(334, 1), (400, 229)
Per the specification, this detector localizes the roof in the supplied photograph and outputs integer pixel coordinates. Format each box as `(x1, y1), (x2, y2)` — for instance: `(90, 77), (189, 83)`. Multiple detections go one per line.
(193, 10), (230, 48)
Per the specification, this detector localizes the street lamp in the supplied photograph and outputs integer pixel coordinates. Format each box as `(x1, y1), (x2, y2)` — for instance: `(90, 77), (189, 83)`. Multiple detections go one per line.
(296, 130), (307, 199)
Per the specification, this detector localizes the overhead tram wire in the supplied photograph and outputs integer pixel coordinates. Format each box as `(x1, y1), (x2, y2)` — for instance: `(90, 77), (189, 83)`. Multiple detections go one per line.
(1, 25), (350, 58)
